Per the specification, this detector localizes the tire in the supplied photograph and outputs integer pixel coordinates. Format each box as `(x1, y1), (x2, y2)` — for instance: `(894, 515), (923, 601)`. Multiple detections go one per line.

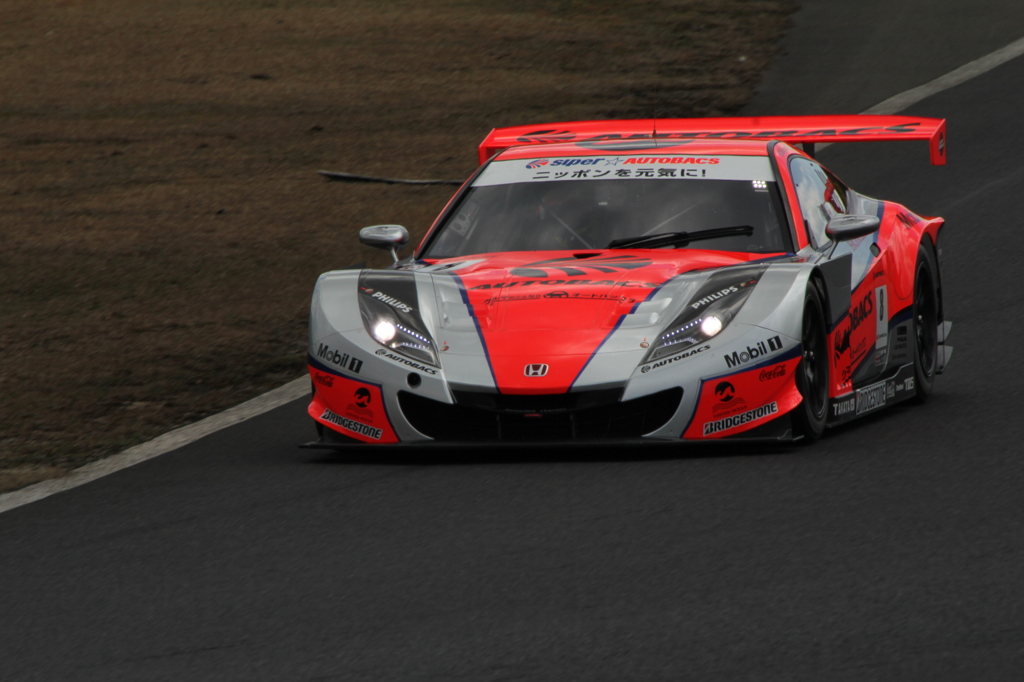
(792, 280), (829, 440)
(912, 241), (939, 402)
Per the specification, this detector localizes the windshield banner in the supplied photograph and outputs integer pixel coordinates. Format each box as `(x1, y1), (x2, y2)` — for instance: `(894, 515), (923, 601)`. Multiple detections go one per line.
(475, 155), (775, 187)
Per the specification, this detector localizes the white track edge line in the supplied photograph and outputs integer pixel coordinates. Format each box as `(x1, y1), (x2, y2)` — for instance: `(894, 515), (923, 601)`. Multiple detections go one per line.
(0, 377), (309, 514)
(861, 35), (1024, 115)
(4, 35), (1024, 516)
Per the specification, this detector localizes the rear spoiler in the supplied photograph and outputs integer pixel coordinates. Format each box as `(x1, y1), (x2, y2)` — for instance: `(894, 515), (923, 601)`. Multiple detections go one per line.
(478, 115), (947, 166)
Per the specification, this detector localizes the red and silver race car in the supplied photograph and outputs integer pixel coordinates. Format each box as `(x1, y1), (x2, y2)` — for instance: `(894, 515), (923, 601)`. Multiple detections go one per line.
(306, 116), (952, 445)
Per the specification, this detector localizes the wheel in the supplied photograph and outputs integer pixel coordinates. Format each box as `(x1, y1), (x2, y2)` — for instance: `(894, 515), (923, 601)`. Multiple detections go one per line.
(912, 241), (939, 402)
(792, 280), (829, 440)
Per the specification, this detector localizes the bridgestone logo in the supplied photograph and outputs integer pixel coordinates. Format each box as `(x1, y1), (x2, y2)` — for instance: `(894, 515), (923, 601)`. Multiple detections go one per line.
(703, 401), (778, 436)
(855, 381), (887, 415)
(320, 408), (382, 440)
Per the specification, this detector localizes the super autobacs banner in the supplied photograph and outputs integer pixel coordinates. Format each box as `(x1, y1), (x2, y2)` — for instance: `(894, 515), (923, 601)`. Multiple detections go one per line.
(474, 155), (776, 187)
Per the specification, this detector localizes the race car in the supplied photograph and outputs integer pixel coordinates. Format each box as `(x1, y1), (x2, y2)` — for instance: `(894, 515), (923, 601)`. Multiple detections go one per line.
(306, 115), (952, 445)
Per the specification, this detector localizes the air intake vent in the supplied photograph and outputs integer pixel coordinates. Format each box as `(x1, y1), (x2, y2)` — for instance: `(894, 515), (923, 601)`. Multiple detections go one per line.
(398, 387), (682, 441)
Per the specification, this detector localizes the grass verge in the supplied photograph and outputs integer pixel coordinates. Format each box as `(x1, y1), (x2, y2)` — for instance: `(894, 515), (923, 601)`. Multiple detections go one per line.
(0, 0), (795, 492)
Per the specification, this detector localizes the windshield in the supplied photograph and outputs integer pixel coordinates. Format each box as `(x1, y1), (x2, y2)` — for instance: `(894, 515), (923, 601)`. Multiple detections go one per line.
(422, 154), (792, 258)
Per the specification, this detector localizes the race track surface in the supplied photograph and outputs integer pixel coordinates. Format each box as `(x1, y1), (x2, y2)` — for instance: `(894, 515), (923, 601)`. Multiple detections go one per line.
(3, 7), (1024, 681)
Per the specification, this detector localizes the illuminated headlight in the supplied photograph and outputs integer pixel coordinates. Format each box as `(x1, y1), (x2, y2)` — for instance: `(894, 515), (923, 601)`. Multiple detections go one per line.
(700, 314), (723, 337)
(642, 264), (768, 364)
(372, 320), (397, 344)
(358, 272), (439, 367)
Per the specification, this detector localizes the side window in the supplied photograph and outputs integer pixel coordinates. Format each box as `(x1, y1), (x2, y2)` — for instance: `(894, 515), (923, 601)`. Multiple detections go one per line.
(823, 168), (848, 214)
(789, 157), (845, 248)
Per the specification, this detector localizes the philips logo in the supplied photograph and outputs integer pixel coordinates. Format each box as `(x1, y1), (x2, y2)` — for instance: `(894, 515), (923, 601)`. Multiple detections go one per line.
(371, 291), (413, 313)
(690, 286), (738, 310)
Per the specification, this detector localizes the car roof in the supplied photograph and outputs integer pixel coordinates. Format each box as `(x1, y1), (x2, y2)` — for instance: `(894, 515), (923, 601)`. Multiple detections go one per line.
(493, 138), (774, 161)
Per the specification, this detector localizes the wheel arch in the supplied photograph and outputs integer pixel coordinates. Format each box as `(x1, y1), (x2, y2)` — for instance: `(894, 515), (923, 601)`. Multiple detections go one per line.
(917, 225), (944, 323)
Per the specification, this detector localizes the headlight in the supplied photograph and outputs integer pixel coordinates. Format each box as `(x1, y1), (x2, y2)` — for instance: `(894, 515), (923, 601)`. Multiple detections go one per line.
(643, 264), (768, 363)
(358, 272), (439, 367)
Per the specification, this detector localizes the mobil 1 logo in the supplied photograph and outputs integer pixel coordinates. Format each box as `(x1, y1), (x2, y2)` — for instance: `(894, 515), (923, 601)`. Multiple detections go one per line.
(316, 343), (364, 375)
(724, 335), (783, 369)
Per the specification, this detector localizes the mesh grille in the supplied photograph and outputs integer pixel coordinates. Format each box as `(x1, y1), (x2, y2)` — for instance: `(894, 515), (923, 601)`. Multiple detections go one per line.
(398, 387), (683, 442)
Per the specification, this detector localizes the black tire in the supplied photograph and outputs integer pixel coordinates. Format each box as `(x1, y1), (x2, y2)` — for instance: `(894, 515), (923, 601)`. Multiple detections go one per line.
(792, 280), (829, 440)
(912, 241), (939, 402)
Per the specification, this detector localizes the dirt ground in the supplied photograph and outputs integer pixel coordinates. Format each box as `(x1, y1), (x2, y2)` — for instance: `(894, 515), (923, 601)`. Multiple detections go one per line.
(0, 0), (795, 492)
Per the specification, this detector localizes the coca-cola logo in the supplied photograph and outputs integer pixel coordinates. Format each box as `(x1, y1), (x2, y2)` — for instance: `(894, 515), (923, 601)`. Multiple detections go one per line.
(759, 365), (786, 382)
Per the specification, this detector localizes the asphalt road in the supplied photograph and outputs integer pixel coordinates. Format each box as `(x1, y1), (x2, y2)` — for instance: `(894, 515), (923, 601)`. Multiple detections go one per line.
(4, 6), (1024, 681)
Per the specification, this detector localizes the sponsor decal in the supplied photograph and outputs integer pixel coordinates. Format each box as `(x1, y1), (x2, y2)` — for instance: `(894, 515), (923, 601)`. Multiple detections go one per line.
(851, 337), (867, 361)
(690, 286), (738, 310)
(313, 372), (334, 388)
(621, 157), (720, 165)
(345, 387), (374, 422)
(855, 380), (887, 415)
(529, 158), (606, 168)
(834, 289), (876, 366)
(510, 254), (652, 278)
(875, 285), (888, 350)
(320, 408), (382, 441)
(833, 326), (851, 362)
(525, 163), (718, 180)
(369, 290), (414, 314)
(524, 363), (549, 377)
(715, 381), (736, 402)
(703, 401), (778, 436)
(712, 381), (748, 417)
(832, 396), (856, 417)
(471, 279), (659, 291)
(483, 291), (634, 305)
(316, 343), (364, 374)
(514, 122), (928, 146)
(724, 336), (783, 369)
(689, 278), (759, 311)
(640, 344), (710, 373)
(758, 365), (786, 382)
(849, 289), (874, 333)
(875, 347), (888, 367)
(374, 348), (438, 375)
(893, 324), (909, 357)
(896, 211), (920, 228)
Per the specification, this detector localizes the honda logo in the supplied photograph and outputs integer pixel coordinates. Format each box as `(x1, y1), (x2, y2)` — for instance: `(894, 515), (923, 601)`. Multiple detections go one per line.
(524, 363), (549, 377)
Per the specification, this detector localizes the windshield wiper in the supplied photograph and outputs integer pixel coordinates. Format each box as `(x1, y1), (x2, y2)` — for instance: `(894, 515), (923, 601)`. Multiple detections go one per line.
(606, 225), (754, 250)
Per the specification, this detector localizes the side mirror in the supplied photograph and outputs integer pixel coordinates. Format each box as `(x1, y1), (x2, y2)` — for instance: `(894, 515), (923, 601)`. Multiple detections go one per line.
(825, 214), (881, 242)
(359, 224), (409, 263)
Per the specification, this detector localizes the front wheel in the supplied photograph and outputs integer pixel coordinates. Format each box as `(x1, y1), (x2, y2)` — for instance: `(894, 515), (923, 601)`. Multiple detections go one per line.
(792, 281), (830, 440)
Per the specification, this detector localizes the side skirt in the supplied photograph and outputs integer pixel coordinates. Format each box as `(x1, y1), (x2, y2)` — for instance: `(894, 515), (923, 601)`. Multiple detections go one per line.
(826, 362), (918, 427)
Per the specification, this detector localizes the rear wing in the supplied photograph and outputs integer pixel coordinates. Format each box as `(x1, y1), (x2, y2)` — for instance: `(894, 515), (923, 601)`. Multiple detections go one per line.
(478, 115), (947, 165)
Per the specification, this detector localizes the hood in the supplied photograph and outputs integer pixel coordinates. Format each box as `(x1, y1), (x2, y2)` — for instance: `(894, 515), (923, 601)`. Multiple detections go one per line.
(427, 249), (781, 394)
